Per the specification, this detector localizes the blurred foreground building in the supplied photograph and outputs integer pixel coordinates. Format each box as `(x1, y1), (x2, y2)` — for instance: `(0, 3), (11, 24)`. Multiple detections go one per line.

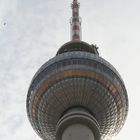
(26, 0), (128, 140)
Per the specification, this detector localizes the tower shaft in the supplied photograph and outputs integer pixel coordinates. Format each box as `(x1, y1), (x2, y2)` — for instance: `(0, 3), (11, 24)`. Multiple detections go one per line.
(70, 0), (82, 40)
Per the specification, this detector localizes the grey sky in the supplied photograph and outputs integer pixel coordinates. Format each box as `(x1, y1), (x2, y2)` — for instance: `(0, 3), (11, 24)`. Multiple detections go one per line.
(0, 0), (140, 140)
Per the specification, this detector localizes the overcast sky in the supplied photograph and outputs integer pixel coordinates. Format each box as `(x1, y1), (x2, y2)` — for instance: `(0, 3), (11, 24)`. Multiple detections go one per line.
(0, 0), (140, 140)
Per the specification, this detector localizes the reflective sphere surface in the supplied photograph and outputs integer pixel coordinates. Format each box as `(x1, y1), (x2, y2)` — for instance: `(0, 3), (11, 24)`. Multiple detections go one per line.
(27, 41), (128, 140)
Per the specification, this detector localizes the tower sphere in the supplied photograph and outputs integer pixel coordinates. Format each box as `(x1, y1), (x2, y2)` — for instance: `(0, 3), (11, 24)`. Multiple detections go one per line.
(26, 1), (128, 140)
(27, 41), (128, 140)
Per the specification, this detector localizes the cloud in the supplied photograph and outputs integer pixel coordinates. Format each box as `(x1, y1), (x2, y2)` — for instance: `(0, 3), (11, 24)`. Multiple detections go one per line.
(0, 0), (140, 140)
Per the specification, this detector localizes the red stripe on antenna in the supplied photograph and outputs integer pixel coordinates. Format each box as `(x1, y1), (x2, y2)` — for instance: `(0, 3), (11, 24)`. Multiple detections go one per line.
(70, 0), (82, 41)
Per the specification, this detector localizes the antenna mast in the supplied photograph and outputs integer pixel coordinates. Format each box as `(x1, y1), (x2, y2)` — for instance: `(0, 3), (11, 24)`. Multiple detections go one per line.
(70, 0), (82, 41)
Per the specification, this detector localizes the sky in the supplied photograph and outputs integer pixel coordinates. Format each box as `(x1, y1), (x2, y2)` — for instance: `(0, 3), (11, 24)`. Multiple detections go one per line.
(0, 0), (140, 140)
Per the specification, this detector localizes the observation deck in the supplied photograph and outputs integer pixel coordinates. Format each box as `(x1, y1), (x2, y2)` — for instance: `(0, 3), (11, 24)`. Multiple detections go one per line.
(26, 41), (128, 140)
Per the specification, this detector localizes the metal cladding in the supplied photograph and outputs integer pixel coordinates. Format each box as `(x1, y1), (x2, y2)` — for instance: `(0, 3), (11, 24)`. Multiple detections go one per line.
(26, 0), (128, 140)
(26, 40), (128, 140)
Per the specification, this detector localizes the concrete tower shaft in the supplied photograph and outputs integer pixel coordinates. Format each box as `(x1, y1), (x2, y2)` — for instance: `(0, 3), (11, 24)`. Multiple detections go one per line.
(70, 0), (82, 40)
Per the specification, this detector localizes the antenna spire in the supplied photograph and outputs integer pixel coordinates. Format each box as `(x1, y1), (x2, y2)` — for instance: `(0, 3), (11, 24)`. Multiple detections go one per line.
(70, 0), (82, 41)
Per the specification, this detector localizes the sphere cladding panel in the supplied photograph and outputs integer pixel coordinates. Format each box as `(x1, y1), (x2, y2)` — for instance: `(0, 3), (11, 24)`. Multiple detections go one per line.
(26, 52), (128, 140)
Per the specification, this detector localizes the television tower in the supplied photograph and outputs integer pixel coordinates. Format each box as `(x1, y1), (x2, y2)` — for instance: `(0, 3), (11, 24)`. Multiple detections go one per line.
(26, 0), (128, 140)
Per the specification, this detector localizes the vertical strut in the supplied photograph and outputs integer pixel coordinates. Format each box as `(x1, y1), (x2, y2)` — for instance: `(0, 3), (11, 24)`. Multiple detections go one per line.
(70, 0), (82, 41)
